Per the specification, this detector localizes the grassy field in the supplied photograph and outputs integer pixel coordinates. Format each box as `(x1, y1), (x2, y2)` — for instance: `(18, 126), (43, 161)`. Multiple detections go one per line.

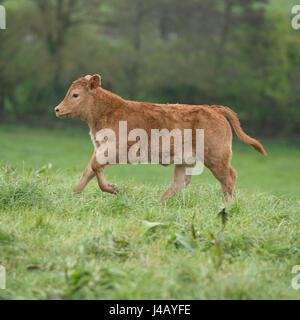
(0, 125), (299, 299)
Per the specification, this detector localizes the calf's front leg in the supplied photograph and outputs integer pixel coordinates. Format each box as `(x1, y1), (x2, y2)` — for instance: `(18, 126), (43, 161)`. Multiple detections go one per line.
(73, 152), (96, 193)
(91, 156), (119, 194)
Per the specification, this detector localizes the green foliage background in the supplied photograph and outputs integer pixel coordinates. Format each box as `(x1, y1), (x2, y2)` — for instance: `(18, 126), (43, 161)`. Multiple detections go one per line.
(0, 0), (299, 137)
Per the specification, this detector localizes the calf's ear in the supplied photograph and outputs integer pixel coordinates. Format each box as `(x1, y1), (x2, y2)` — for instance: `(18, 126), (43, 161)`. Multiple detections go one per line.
(88, 74), (101, 90)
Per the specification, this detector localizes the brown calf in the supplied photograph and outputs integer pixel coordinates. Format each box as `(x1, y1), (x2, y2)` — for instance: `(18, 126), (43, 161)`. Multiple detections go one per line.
(55, 74), (266, 201)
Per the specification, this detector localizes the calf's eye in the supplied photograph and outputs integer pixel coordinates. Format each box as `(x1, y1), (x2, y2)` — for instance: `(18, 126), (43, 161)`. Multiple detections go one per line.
(73, 93), (79, 98)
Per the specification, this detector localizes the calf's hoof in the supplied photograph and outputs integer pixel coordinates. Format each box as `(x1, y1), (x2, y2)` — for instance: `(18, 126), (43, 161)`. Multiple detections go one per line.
(109, 184), (119, 194)
(73, 186), (83, 194)
(160, 192), (171, 201)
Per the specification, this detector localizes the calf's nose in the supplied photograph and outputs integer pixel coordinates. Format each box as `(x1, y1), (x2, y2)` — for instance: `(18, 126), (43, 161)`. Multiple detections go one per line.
(55, 107), (60, 113)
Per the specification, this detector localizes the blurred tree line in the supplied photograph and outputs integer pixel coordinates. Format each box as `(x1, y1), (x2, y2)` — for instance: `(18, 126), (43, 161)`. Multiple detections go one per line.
(0, 0), (299, 137)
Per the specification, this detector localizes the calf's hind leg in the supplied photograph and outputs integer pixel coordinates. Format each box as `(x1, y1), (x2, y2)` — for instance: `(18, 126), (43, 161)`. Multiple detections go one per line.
(184, 162), (196, 186)
(207, 157), (237, 202)
(160, 164), (189, 201)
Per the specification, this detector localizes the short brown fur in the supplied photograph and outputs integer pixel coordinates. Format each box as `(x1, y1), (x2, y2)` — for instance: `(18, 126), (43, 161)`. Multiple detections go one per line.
(55, 75), (266, 201)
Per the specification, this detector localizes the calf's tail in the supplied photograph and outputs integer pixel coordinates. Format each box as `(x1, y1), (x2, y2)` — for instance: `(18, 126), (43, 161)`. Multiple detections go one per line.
(211, 105), (267, 156)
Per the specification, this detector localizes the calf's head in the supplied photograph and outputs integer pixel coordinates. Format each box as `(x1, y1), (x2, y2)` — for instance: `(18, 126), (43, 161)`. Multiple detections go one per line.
(54, 74), (101, 120)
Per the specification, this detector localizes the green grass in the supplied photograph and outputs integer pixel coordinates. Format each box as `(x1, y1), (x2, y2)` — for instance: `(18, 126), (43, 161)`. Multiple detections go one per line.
(0, 125), (299, 299)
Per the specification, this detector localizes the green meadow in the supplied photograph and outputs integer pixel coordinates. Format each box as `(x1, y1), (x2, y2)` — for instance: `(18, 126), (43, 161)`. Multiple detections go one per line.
(0, 125), (299, 299)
